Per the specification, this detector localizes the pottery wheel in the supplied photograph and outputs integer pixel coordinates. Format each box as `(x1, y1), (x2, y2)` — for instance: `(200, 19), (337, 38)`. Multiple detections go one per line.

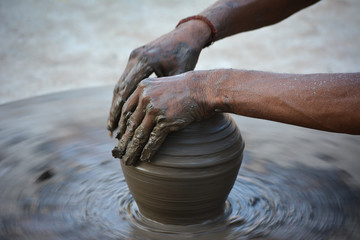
(0, 86), (359, 240)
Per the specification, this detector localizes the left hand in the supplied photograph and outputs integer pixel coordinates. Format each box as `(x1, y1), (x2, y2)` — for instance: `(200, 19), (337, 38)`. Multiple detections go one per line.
(112, 72), (211, 165)
(107, 20), (211, 135)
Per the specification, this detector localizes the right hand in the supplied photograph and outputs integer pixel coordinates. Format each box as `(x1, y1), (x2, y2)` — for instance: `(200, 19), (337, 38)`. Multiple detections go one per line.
(107, 21), (211, 134)
(112, 72), (213, 165)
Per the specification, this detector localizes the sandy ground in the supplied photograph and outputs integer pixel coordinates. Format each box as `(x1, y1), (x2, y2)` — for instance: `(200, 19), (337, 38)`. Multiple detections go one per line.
(1, 0), (359, 104)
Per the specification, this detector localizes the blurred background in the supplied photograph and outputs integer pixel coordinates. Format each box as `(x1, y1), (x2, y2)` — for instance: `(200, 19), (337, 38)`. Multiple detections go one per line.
(1, 0), (359, 104)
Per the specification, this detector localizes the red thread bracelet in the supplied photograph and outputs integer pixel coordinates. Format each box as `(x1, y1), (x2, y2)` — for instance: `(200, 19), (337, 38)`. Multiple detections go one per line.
(176, 15), (217, 47)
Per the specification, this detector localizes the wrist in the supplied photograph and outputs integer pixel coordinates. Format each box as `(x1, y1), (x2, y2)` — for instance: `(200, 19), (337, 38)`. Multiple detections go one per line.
(197, 69), (235, 114)
(175, 19), (212, 49)
(186, 70), (217, 117)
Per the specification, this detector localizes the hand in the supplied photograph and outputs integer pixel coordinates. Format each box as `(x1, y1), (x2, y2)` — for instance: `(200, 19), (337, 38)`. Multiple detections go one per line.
(107, 21), (211, 134)
(112, 73), (212, 165)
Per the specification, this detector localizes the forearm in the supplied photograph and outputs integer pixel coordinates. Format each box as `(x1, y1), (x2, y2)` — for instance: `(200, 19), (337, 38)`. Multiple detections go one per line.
(200, 0), (320, 40)
(194, 69), (360, 134)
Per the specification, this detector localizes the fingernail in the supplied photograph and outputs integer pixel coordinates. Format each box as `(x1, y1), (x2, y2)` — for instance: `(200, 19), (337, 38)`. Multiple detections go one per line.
(112, 146), (124, 159)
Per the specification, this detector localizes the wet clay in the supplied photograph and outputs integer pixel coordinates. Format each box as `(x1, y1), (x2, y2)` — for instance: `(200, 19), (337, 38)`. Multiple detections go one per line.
(0, 87), (359, 239)
(121, 113), (244, 224)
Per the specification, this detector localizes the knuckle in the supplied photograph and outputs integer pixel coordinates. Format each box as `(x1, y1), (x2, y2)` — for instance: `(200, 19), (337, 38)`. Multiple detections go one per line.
(122, 111), (132, 121)
(113, 84), (120, 94)
(155, 115), (167, 123)
(158, 122), (168, 129)
(135, 129), (145, 139)
(121, 99), (133, 113)
(129, 48), (141, 59)
(129, 46), (146, 59)
(115, 88), (122, 98)
(146, 102), (154, 111)
(138, 87), (151, 102)
(120, 105), (128, 116)
(114, 98), (123, 109)
(147, 104), (160, 116)
(119, 112), (131, 129)
(138, 81), (146, 89)
(118, 88), (127, 99)
(146, 135), (155, 145)
(116, 78), (124, 85)
(138, 78), (151, 88)
(127, 118), (137, 130)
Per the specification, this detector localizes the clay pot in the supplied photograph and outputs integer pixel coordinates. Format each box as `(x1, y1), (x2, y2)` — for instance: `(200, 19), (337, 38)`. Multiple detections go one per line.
(120, 113), (245, 225)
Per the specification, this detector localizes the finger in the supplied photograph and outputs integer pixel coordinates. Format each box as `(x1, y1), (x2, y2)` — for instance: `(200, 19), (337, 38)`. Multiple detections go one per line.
(122, 115), (155, 166)
(107, 64), (133, 133)
(107, 87), (124, 134)
(140, 123), (170, 162)
(115, 111), (132, 140)
(108, 58), (153, 133)
(115, 103), (146, 158)
(116, 89), (140, 139)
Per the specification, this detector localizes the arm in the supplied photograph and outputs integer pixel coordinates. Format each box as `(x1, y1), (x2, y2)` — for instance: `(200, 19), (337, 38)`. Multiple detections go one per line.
(113, 70), (360, 165)
(201, 69), (360, 134)
(200, 0), (320, 41)
(107, 0), (320, 134)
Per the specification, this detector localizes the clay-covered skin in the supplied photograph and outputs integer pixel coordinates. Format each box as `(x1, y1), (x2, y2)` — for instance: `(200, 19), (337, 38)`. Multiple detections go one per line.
(113, 70), (360, 165)
(121, 113), (245, 225)
(112, 73), (212, 165)
(107, 0), (320, 135)
(107, 20), (211, 134)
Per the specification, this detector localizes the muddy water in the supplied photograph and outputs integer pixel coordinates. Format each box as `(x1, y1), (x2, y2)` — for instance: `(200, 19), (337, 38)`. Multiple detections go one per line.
(0, 87), (359, 239)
